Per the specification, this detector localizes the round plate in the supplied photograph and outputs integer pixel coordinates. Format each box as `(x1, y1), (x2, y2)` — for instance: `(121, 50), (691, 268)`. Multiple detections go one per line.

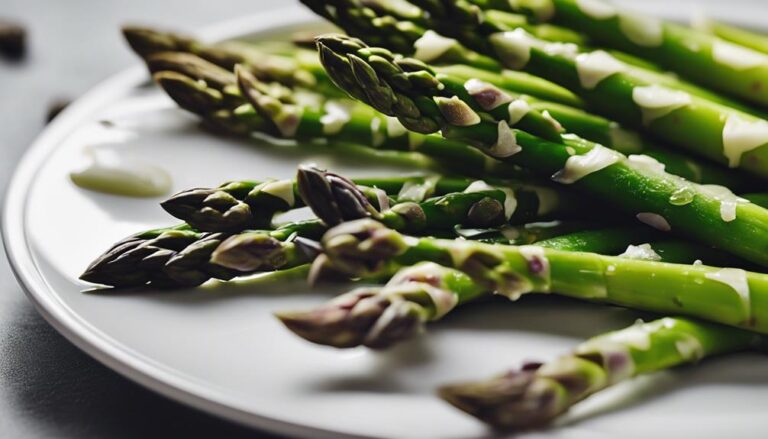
(5, 4), (768, 439)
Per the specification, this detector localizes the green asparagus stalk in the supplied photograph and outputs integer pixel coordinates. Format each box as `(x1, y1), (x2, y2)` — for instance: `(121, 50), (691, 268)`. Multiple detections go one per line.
(433, 64), (753, 188)
(317, 34), (768, 267)
(132, 31), (751, 189)
(485, 29), (768, 176)
(309, 0), (768, 176)
(301, 0), (590, 104)
(278, 218), (749, 349)
(80, 220), (325, 288)
(126, 24), (585, 108)
(458, 220), (601, 246)
(312, 219), (768, 333)
(694, 17), (768, 55)
(352, 0), (587, 45)
(162, 175), (405, 232)
(297, 164), (586, 230)
(511, 0), (768, 107)
(82, 214), (590, 289)
(305, 0), (764, 115)
(241, 53), (751, 190)
(439, 316), (761, 430)
(147, 53), (532, 179)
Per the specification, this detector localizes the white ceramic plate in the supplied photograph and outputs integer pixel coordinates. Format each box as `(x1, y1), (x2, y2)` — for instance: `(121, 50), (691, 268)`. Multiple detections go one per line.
(5, 4), (768, 439)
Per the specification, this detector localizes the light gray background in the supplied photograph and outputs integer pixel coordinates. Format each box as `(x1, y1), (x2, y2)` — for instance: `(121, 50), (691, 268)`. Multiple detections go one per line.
(0, 1), (286, 437)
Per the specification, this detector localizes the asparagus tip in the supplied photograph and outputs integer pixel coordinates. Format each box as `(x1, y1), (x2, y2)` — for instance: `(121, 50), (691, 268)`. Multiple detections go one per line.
(78, 238), (155, 288)
(319, 218), (409, 278)
(293, 236), (323, 261)
(152, 70), (222, 116)
(121, 25), (172, 58)
(277, 288), (425, 349)
(210, 233), (287, 272)
(160, 188), (254, 232)
(296, 164), (379, 226)
(438, 368), (564, 431)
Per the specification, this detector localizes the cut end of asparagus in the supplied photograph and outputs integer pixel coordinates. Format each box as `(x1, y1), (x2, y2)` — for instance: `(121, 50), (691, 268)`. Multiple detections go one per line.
(297, 164), (379, 226)
(211, 232), (288, 272)
(438, 367), (565, 431)
(276, 287), (425, 349)
(161, 188), (254, 232)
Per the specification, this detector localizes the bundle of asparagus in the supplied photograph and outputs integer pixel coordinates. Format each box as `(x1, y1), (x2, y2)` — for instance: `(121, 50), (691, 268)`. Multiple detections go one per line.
(80, 0), (768, 432)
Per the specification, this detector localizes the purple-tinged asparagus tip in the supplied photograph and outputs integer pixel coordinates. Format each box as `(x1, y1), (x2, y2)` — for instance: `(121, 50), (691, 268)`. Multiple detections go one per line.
(276, 287), (424, 349)
(438, 367), (565, 431)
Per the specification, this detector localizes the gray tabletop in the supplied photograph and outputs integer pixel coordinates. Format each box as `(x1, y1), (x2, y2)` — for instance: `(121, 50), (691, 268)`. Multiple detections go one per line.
(0, 1), (289, 437)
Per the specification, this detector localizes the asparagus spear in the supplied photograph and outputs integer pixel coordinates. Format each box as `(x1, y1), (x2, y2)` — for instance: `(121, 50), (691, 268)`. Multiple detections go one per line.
(353, 0), (587, 45)
(485, 29), (768, 176)
(512, 0), (768, 107)
(278, 261), (485, 348)
(311, 219), (768, 332)
(80, 220), (325, 288)
(301, 0), (591, 103)
(436, 64), (752, 188)
(134, 35), (751, 189)
(311, 0), (768, 176)
(317, 34), (768, 267)
(297, 164), (588, 230)
(122, 25), (340, 95)
(305, 0), (765, 115)
(694, 17), (768, 55)
(126, 24), (586, 108)
(279, 218), (750, 348)
(241, 55), (753, 191)
(440, 316), (761, 430)
(147, 52), (532, 179)
(278, 232), (743, 347)
(162, 175), (404, 232)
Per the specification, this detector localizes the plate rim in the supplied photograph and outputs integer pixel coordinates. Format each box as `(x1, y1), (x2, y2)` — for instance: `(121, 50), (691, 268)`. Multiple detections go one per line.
(1, 6), (362, 439)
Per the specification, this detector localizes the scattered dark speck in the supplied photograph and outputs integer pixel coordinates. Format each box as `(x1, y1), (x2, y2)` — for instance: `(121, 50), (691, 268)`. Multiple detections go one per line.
(99, 119), (116, 127)
(0, 19), (26, 60)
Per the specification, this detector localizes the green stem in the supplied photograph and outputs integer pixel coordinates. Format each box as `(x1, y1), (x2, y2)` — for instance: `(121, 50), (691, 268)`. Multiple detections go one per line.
(317, 35), (768, 267)
(317, 219), (768, 333)
(539, 0), (768, 107)
(439, 316), (760, 430)
(80, 220), (325, 288)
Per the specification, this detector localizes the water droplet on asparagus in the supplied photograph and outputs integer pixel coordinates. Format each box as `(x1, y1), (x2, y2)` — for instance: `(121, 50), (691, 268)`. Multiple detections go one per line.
(669, 186), (695, 206)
